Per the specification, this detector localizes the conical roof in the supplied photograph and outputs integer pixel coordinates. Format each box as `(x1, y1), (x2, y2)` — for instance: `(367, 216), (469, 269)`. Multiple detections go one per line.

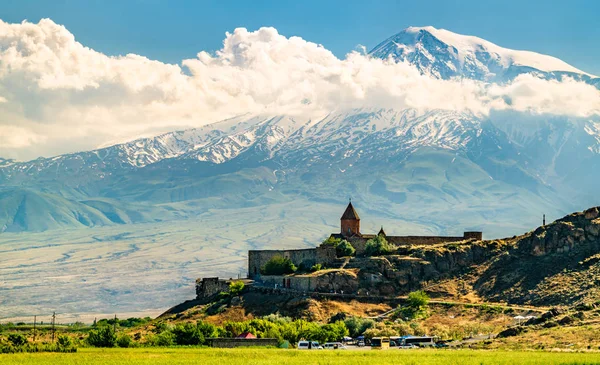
(341, 202), (360, 220)
(378, 226), (386, 236)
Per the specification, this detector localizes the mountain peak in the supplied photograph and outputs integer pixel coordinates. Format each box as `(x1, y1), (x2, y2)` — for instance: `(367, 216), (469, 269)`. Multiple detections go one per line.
(370, 26), (595, 81)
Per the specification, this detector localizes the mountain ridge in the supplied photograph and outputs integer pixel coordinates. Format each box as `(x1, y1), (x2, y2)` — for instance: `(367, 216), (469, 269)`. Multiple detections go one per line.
(1, 27), (600, 234)
(369, 26), (598, 82)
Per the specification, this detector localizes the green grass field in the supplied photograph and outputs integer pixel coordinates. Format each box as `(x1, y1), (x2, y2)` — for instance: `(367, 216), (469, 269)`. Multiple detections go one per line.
(3, 348), (600, 365)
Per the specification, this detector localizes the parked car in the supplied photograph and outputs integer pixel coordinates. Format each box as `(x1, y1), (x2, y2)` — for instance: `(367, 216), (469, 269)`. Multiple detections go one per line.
(357, 340), (366, 347)
(297, 341), (323, 350)
(323, 342), (346, 349)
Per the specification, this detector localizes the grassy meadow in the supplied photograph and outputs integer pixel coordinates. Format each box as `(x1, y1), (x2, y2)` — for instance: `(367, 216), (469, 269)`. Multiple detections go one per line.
(4, 348), (600, 365)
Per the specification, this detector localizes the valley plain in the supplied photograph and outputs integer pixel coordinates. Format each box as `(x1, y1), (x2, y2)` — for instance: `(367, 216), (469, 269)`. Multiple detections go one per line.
(5, 348), (600, 365)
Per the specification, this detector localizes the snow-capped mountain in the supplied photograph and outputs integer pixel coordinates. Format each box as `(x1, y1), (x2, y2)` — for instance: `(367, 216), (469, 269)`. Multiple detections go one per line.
(370, 26), (598, 83)
(1, 27), (600, 234)
(1, 107), (599, 234)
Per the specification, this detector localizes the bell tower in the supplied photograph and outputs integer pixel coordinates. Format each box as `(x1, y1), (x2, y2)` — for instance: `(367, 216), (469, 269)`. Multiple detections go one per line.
(341, 201), (360, 237)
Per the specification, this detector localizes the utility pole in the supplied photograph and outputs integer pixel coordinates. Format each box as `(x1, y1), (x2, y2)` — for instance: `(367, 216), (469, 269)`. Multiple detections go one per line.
(33, 315), (36, 342)
(51, 312), (56, 342)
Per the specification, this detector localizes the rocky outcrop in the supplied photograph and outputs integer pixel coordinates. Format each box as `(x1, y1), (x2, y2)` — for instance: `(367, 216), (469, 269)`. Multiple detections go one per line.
(313, 270), (359, 293)
(518, 207), (600, 257)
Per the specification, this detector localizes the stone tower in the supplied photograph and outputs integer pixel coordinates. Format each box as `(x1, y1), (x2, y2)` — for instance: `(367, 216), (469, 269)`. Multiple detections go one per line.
(341, 201), (360, 237)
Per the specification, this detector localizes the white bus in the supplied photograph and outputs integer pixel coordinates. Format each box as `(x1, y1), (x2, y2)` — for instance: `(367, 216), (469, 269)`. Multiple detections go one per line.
(399, 336), (436, 347)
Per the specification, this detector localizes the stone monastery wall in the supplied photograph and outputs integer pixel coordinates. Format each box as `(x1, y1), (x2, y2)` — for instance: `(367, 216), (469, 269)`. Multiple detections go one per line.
(248, 246), (336, 279)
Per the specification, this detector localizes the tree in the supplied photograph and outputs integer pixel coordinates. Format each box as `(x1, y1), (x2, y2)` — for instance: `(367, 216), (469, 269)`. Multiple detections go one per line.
(261, 256), (297, 275)
(172, 322), (204, 345)
(363, 323), (398, 340)
(322, 236), (341, 247)
(396, 290), (431, 319)
(406, 290), (430, 310)
(87, 326), (117, 347)
(365, 235), (396, 256)
(148, 331), (175, 346)
(336, 240), (356, 257)
(197, 320), (218, 339)
(229, 280), (245, 296)
(344, 316), (375, 338)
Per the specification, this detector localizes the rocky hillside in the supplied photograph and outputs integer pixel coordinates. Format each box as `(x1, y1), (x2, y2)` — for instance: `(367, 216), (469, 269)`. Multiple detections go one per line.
(377, 206), (600, 306)
(472, 206), (600, 305)
(265, 206), (600, 307)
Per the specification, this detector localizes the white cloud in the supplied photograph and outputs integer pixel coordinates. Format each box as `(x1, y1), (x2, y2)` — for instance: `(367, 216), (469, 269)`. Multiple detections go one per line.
(0, 19), (598, 160)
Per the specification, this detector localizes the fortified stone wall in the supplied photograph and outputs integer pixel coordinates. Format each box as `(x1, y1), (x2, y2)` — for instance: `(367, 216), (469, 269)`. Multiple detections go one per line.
(196, 277), (229, 298)
(248, 246), (336, 279)
(316, 245), (337, 263)
(260, 275), (316, 291)
(349, 232), (483, 255)
(259, 269), (358, 293)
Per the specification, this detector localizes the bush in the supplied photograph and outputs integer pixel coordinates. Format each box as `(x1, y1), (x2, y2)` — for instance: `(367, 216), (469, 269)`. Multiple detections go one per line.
(394, 290), (431, 320)
(344, 316), (375, 338)
(310, 263), (323, 272)
(229, 280), (245, 296)
(407, 290), (430, 309)
(8, 333), (28, 347)
(363, 322), (398, 340)
(172, 322), (204, 345)
(197, 320), (218, 339)
(336, 240), (356, 257)
(261, 256), (297, 275)
(87, 326), (116, 347)
(57, 335), (73, 349)
(146, 331), (175, 346)
(152, 321), (171, 334)
(322, 237), (355, 257)
(365, 235), (396, 256)
(322, 236), (341, 247)
(117, 333), (132, 348)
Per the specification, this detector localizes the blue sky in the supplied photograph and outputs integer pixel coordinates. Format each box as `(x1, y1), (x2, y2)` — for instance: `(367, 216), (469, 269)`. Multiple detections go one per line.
(2, 0), (599, 75)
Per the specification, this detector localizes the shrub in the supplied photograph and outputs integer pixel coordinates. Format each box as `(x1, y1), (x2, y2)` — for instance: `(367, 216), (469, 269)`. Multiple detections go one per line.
(394, 290), (431, 319)
(8, 333), (28, 347)
(57, 335), (73, 349)
(480, 304), (503, 315)
(310, 263), (323, 272)
(116, 333), (132, 348)
(344, 316), (375, 338)
(407, 290), (430, 309)
(153, 321), (171, 334)
(322, 236), (341, 247)
(365, 235), (396, 256)
(263, 314), (292, 325)
(87, 325), (116, 347)
(336, 240), (356, 257)
(363, 322), (397, 340)
(172, 322), (204, 345)
(319, 321), (349, 342)
(147, 331), (175, 346)
(229, 280), (245, 296)
(197, 320), (218, 339)
(261, 256), (297, 275)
